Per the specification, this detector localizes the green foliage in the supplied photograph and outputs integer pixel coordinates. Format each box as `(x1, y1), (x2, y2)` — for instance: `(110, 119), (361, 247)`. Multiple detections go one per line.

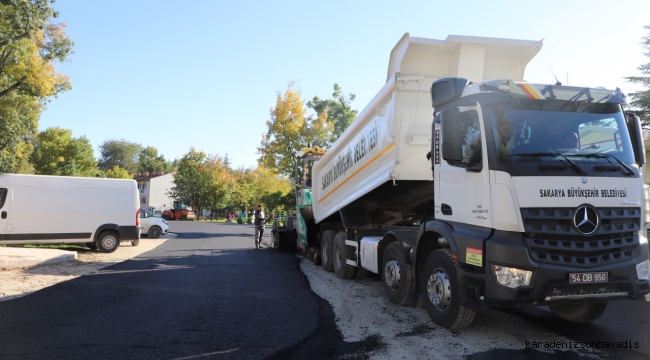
(105, 165), (131, 179)
(307, 83), (357, 144)
(167, 148), (213, 219)
(0, 92), (39, 172)
(0, 0), (73, 173)
(626, 25), (650, 121)
(138, 146), (172, 174)
(258, 85), (332, 184)
(98, 139), (142, 174)
(30, 126), (98, 177)
(0, 0), (73, 100)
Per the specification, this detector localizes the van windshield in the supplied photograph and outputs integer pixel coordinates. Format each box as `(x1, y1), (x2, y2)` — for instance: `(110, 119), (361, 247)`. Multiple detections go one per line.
(487, 100), (635, 165)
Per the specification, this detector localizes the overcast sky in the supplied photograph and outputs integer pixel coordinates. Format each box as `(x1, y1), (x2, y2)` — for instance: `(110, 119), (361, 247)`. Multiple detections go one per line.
(39, 0), (650, 169)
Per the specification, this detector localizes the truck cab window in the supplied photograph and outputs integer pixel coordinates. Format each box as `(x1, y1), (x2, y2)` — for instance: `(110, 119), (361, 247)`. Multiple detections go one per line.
(459, 108), (481, 165)
(0, 188), (6, 208)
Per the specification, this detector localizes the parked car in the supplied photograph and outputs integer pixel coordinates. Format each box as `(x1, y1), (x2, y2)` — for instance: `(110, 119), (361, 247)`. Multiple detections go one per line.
(140, 212), (168, 238)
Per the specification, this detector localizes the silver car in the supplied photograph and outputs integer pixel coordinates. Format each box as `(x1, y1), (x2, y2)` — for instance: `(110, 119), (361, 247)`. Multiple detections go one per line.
(139, 212), (169, 238)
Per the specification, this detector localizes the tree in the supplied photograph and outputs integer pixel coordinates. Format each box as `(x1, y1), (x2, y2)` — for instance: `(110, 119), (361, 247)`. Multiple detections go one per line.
(105, 165), (130, 179)
(137, 146), (172, 174)
(307, 83), (357, 144)
(229, 167), (257, 213)
(0, 0), (73, 100)
(98, 139), (142, 174)
(204, 154), (234, 220)
(167, 148), (212, 219)
(626, 25), (650, 122)
(258, 85), (331, 184)
(30, 126), (98, 177)
(0, 0), (74, 173)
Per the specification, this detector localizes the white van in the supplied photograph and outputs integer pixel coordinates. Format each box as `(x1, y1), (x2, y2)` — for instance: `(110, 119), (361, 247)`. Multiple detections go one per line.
(0, 174), (141, 253)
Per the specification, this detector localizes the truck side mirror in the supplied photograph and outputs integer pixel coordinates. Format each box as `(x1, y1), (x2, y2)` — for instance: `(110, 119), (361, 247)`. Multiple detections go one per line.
(440, 107), (463, 164)
(627, 114), (645, 166)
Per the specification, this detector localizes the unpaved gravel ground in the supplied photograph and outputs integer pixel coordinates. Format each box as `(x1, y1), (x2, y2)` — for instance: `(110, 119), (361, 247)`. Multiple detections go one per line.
(299, 256), (604, 360)
(0, 238), (168, 302)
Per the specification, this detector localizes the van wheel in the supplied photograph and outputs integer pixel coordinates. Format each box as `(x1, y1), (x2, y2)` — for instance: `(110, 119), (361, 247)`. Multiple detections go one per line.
(382, 242), (413, 305)
(96, 231), (120, 253)
(321, 230), (335, 272)
(85, 242), (97, 250)
(549, 302), (607, 323)
(148, 226), (162, 238)
(422, 249), (475, 329)
(131, 239), (140, 246)
(333, 232), (356, 279)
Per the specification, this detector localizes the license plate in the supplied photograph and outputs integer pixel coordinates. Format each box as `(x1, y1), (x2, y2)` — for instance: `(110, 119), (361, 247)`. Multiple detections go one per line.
(569, 272), (608, 284)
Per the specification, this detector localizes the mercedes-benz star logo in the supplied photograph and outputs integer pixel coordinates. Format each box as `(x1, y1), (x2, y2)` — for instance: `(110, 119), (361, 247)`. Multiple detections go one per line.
(573, 205), (599, 235)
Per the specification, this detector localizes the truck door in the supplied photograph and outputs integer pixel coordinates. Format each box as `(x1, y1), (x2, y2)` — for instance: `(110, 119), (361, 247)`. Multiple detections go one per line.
(436, 102), (492, 229)
(0, 187), (11, 241)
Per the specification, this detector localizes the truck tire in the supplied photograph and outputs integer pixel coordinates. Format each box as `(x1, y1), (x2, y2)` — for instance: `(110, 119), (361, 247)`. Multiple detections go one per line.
(549, 302), (607, 323)
(382, 241), (414, 305)
(321, 230), (335, 272)
(96, 231), (120, 253)
(85, 242), (97, 250)
(422, 249), (475, 329)
(333, 232), (356, 279)
(148, 226), (162, 239)
(131, 239), (140, 246)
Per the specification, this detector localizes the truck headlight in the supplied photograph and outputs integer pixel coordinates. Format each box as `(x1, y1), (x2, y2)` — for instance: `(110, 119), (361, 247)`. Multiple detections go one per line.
(494, 265), (532, 288)
(162, 219), (168, 224)
(636, 260), (650, 282)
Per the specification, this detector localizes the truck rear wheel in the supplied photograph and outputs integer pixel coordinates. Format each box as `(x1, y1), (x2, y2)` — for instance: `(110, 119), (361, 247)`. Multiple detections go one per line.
(549, 302), (607, 323)
(333, 232), (356, 279)
(321, 230), (335, 272)
(96, 231), (120, 253)
(382, 242), (413, 305)
(422, 249), (475, 329)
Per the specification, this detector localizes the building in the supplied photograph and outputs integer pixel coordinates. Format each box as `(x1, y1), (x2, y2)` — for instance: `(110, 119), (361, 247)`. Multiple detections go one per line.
(133, 172), (175, 216)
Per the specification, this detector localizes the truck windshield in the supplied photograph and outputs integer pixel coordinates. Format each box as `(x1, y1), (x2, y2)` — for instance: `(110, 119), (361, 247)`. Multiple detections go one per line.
(487, 100), (635, 167)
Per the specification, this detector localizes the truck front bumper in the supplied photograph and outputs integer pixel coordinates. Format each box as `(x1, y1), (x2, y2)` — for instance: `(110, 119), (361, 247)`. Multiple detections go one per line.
(482, 230), (650, 307)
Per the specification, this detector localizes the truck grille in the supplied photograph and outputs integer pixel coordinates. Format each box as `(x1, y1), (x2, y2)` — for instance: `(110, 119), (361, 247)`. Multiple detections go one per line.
(520, 207), (640, 268)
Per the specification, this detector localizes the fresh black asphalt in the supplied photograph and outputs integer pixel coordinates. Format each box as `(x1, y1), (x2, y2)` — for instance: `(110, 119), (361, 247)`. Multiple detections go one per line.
(1, 221), (649, 359)
(0, 221), (377, 360)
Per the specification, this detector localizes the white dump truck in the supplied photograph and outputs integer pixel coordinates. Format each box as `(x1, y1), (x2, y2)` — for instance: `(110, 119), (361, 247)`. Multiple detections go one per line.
(272, 34), (650, 329)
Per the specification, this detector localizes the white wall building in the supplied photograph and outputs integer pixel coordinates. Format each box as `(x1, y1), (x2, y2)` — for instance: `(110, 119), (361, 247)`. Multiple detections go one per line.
(133, 172), (175, 216)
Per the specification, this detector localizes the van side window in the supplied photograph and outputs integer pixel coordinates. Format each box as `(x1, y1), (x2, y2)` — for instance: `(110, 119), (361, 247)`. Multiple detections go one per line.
(0, 188), (7, 209)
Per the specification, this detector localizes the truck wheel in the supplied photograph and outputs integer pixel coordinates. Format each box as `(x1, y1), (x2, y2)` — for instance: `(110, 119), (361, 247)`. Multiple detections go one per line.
(182, 215), (187, 220)
(549, 302), (607, 323)
(96, 231), (120, 253)
(85, 242), (97, 250)
(382, 242), (413, 305)
(131, 239), (140, 246)
(321, 230), (335, 272)
(148, 226), (162, 239)
(422, 249), (475, 329)
(333, 232), (356, 279)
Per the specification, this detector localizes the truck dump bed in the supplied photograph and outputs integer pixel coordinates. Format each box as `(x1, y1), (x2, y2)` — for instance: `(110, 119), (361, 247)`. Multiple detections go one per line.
(312, 34), (543, 224)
